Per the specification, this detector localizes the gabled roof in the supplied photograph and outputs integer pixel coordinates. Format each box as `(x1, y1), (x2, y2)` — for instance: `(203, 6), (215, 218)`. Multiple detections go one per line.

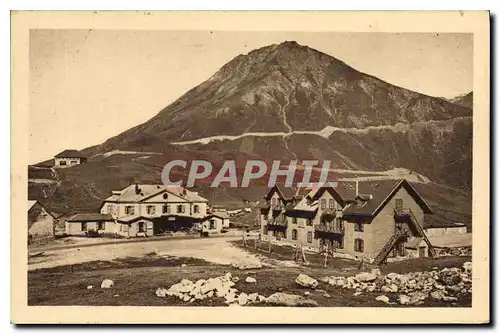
(102, 184), (208, 203)
(264, 185), (297, 201)
(67, 213), (114, 222)
(209, 211), (229, 219)
(55, 149), (86, 158)
(342, 179), (433, 217)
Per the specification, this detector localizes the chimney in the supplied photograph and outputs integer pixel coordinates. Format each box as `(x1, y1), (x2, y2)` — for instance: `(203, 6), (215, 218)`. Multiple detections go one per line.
(355, 181), (359, 197)
(135, 183), (141, 195)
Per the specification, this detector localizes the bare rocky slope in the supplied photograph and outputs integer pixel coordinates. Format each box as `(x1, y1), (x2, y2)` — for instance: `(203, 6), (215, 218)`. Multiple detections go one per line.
(29, 41), (472, 228)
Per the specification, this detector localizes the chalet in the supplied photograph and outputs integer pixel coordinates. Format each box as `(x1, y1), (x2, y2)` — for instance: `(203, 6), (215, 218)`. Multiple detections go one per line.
(65, 183), (215, 238)
(259, 179), (437, 264)
(54, 149), (87, 168)
(28, 200), (55, 245)
(208, 211), (231, 229)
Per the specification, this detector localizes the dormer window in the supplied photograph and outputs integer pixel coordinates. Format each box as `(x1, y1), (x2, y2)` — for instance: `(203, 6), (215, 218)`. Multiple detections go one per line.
(163, 193), (168, 200)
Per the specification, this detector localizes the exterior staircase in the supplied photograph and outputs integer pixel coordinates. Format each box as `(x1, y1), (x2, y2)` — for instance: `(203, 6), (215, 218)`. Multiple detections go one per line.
(372, 231), (408, 265)
(395, 208), (437, 258)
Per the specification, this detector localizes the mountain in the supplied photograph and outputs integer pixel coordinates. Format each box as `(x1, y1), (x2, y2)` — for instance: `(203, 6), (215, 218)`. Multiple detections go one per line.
(28, 41), (472, 228)
(448, 92), (473, 109)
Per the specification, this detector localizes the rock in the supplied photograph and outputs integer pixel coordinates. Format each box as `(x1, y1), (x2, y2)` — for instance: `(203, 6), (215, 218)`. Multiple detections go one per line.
(295, 274), (318, 289)
(86, 285), (94, 290)
(265, 293), (318, 307)
(323, 293), (331, 298)
(380, 285), (392, 293)
(245, 277), (257, 283)
(257, 295), (266, 302)
(238, 292), (248, 306)
(440, 269), (461, 285)
(232, 277), (240, 283)
(225, 292), (237, 304)
(389, 284), (399, 292)
(100, 279), (114, 289)
(355, 272), (377, 283)
(408, 291), (427, 304)
(224, 272), (232, 281)
(375, 295), (390, 303)
(443, 296), (458, 302)
(398, 294), (411, 305)
(354, 292), (362, 296)
(248, 293), (259, 303)
(336, 279), (346, 287)
(387, 273), (400, 281)
(367, 285), (376, 292)
(319, 276), (330, 283)
(114, 294), (119, 297)
(181, 279), (193, 286)
(207, 291), (214, 298)
(232, 262), (263, 270)
(156, 288), (168, 297)
(304, 291), (310, 296)
(182, 294), (191, 302)
(430, 290), (445, 300)
(181, 264), (187, 268)
(462, 262), (472, 273)
(371, 268), (382, 276)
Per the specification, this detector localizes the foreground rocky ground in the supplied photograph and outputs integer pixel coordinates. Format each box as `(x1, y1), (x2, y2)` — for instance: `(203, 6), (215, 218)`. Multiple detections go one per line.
(28, 252), (472, 307)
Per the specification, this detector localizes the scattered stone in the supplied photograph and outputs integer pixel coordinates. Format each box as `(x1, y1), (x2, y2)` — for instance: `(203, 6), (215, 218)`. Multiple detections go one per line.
(323, 293), (331, 298)
(238, 292), (249, 306)
(355, 272), (377, 283)
(463, 262), (472, 273)
(375, 295), (390, 304)
(114, 294), (119, 297)
(245, 277), (257, 283)
(353, 292), (362, 296)
(304, 291), (310, 296)
(232, 276), (240, 283)
(265, 293), (318, 307)
(371, 268), (382, 276)
(86, 285), (93, 290)
(101, 279), (114, 289)
(398, 294), (411, 305)
(295, 274), (318, 289)
(181, 264), (187, 268)
(232, 261), (263, 270)
(248, 293), (259, 303)
(443, 296), (458, 302)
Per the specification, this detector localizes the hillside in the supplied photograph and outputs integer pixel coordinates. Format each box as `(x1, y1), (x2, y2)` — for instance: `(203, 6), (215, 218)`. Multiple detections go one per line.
(28, 41), (472, 228)
(449, 92), (473, 109)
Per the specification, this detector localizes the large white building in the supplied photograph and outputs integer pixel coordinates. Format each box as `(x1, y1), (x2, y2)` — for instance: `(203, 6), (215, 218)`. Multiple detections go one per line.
(65, 184), (222, 237)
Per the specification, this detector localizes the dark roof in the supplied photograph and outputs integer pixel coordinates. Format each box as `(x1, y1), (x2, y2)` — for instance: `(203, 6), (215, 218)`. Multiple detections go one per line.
(424, 218), (466, 229)
(337, 179), (433, 217)
(55, 149), (86, 158)
(67, 213), (113, 222)
(264, 185), (297, 201)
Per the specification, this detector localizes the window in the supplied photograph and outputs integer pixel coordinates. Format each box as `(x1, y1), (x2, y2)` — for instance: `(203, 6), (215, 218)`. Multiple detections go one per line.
(307, 218), (313, 226)
(59, 160), (67, 166)
(395, 198), (403, 214)
(292, 217), (297, 224)
(106, 204), (112, 214)
(354, 238), (364, 252)
(292, 229), (298, 240)
(177, 205), (185, 214)
(329, 199), (335, 209)
(98, 222), (105, 230)
(320, 199), (326, 210)
(334, 237), (344, 249)
(125, 205), (135, 215)
(354, 221), (364, 232)
(307, 231), (313, 243)
(138, 221), (145, 233)
(70, 160), (78, 165)
(81, 222), (87, 231)
(193, 205), (199, 213)
(263, 225), (268, 234)
(271, 198), (277, 207)
(163, 205), (170, 214)
(209, 219), (216, 229)
(146, 205), (155, 215)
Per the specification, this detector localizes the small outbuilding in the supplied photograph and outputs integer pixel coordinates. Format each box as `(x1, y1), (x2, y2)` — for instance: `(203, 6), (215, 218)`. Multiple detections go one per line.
(54, 149), (87, 168)
(65, 213), (114, 236)
(28, 200), (55, 245)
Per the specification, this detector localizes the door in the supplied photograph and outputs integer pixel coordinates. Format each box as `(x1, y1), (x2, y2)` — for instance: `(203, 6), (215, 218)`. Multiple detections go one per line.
(419, 246), (426, 258)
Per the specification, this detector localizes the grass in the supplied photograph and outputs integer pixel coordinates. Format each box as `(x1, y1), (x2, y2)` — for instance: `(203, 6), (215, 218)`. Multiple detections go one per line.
(28, 253), (472, 307)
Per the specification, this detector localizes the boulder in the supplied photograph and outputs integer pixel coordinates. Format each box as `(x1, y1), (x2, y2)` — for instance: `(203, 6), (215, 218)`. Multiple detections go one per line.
(443, 296), (458, 302)
(375, 295), (390, 304)
(238, 292), (249, 306)
(354, 292), (362, 296)
(101, 279), (114, 289)
(336, 279), (346, 287)
(265, 293), (318, 307)
(462, 262), (472, 273)
(355, 272), (377, 283)
(245, 277), (257, 283)
(319, 276), (330, 283)
(232, 262), (263, 270)
(156, 288), (168, 297)
(248, 293), (259, 303)
(398, 294), (411, 305)
(295, 274), (318, 289)
(371, 268), (382, 276)
(430, 290), (445, 300)
(387, 273), (400, 281)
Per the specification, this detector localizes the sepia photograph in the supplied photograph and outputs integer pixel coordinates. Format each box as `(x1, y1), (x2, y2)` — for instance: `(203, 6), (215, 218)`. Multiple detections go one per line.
(11, 11), (490, 324)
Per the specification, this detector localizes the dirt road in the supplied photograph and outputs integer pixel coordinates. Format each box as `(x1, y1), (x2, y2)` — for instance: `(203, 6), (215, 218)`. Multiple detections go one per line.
(28, 235), (261, 271)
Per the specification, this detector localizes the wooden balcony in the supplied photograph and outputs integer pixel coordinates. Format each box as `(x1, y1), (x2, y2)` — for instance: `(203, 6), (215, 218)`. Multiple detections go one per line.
(266, 217), (288, 231)
(314, 222), (345, 235)
(319, 207), (343, 218)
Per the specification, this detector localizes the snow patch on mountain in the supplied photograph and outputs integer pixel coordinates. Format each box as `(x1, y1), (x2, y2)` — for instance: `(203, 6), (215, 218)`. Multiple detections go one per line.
(94, 150), (162, 158)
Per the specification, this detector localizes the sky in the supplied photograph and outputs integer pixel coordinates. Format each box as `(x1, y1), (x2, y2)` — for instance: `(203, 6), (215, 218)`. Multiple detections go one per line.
(29, 30), (473, 164)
